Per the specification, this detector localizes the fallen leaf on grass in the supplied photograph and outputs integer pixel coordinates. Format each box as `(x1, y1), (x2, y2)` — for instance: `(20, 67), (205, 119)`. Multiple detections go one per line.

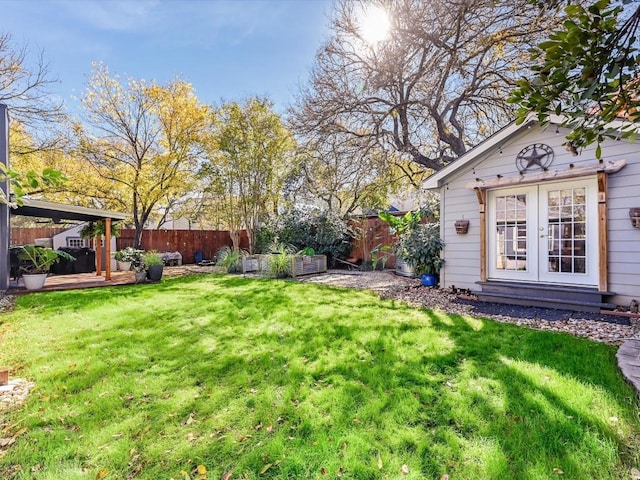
(222, 472), (233, 480)
(0, 427), (27, 449)
(552, 468), (564, 474)
(260, 463), (273, 475)
(377, 454), (383, 470)
(440, 475), (449, 480)
(0, 437), (15, 448)
(320, 467), (327, 475)
(196, 465), (206, 474)
(401, 464), (410, 475)
(96, 468), (109, 479)
(183, 413), (194, 426)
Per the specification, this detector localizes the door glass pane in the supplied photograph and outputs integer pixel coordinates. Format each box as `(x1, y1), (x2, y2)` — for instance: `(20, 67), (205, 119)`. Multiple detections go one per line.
(495, 194), (527, 271)
(547, 187), (586, 274)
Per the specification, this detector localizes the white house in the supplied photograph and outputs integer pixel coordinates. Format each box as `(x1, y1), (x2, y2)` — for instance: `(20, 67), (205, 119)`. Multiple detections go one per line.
(424, 115), (639, 312)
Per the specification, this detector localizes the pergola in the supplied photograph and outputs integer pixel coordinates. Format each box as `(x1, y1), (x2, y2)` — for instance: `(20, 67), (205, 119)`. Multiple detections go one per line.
(0, 104), (128, 291)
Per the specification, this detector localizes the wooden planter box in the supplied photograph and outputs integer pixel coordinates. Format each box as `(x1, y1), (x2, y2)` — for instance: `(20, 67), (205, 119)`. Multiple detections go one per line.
(239, 255), (261, 273)
(291, 255), (327, 277)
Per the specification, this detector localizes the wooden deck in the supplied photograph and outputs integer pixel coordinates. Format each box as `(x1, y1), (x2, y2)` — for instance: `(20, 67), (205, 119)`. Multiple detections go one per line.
(8, 271), (137, 294)
(7, 264), (227, 295)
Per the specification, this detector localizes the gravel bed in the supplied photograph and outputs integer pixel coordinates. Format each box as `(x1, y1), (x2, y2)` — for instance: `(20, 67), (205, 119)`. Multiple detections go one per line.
(301, 270), (636, 345)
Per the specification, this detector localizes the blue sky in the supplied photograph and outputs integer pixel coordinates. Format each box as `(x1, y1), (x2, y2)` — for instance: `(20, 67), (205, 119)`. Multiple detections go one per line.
(2, 0), (333, 114)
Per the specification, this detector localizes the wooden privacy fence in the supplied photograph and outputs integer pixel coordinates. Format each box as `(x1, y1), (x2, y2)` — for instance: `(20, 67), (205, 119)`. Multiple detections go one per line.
(12, 215), (417, 268)
(348, 216), (399, 268)
(9, 227), (67, 246)
(116, 229), (249, 265)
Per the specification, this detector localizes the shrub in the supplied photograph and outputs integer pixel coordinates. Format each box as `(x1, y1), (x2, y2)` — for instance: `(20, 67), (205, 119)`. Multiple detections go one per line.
(216, 246), (242, 273)
(142, 251), (164, 268)
(266, 243), (294, 278)
(255, 207), (351, 264)
(396, 222), (444, 274)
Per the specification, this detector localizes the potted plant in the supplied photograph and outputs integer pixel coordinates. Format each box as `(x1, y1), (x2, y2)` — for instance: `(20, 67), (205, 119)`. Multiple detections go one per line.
(18, 245), (75, 290)
(396, 222), (444, 286)
(143, 250), (164, 282)
(379, 210), (423, 277)
(114, 246), (138, 271)
(130, 249), (147, 283)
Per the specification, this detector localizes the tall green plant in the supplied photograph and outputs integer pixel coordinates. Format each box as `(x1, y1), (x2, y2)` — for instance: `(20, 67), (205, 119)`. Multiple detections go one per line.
(378, 210), (422, 236)
(396, 223), (444, 275)
(216, 246), (242, 273)
(18, 245), (74, 274)
(266, 243), (294, 278)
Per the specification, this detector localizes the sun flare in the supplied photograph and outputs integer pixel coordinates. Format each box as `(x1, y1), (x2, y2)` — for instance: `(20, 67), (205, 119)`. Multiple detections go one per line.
(358, 5), (391, 46)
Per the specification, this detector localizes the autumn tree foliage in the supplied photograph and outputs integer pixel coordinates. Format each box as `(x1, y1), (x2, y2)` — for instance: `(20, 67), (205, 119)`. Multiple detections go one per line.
(73, 64), (210, 246)
(290, 0), (563, 176)
(0, 32), (67, 204)
(200, 97), (296, 253)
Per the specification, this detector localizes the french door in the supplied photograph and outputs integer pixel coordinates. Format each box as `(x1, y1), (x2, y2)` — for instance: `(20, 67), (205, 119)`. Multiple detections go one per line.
(487, 179), (598, 286)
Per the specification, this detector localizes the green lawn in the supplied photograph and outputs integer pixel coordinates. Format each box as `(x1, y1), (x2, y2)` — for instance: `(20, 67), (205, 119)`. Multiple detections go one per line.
(0, 274), (639, 479)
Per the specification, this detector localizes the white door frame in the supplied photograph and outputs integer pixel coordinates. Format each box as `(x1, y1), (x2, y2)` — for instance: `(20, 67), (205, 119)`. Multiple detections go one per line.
(537, 179), (598, 286)
(487, 185), (537, 282)
(487, 178), (598, 286)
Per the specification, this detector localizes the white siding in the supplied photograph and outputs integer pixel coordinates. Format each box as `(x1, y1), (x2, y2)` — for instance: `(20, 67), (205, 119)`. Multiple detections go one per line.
(438, 123), (640, 306)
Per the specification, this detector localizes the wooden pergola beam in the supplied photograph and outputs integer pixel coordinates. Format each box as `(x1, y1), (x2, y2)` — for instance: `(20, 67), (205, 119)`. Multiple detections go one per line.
(597, 172), (608, 292)
(475, 187), (487, 282)
(465, 159), (626, 191)
(105, 218), (112, 281)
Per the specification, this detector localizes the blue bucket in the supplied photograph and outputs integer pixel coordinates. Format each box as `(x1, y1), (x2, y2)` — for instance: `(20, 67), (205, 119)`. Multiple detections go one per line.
(420, 273), (437, 287)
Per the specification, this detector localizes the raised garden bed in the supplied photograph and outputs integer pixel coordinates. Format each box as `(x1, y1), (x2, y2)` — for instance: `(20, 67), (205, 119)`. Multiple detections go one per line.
(291, 255), (327, 277)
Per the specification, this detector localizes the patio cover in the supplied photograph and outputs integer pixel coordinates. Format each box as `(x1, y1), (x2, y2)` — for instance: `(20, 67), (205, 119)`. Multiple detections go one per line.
(12, 198), (128, 223)
(0, 104), (129, 290)
(2, 199), (129, 291)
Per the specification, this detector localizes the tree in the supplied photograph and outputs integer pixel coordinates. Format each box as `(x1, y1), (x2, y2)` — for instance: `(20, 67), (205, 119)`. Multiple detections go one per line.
(509, 1), (640, 157)
(0, 32), (67, 203)
(289, 133), (425, 217)
(0, 32), (65, 155)
(200, 98), (296, 253)
(74, 64), (210, 246)
(0, 163), (65, 205)
(289, 0), (562, 174)
(1, 119), (66, 205)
